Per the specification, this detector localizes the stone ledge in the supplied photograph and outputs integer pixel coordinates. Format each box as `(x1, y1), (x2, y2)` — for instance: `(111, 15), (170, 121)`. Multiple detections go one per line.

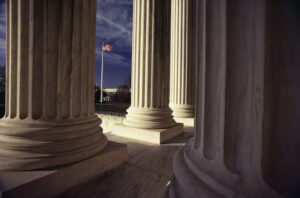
(0, 141), (127, 198)
(173, 117), (195, 127)
(97, 114), (125, 133)
(111, 123), (184, 144)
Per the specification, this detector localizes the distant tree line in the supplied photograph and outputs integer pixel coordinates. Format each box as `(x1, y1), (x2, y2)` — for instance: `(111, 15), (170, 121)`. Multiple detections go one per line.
(110, 76), (131, 104)
(94, 85), (107, 102)
(94, 76), (131, 104)
(110, 84), (130, 103)
(124, 76), (131, 89)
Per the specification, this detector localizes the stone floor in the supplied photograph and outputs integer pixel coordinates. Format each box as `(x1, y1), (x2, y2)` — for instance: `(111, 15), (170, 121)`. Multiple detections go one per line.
(59, 126), (194, 198)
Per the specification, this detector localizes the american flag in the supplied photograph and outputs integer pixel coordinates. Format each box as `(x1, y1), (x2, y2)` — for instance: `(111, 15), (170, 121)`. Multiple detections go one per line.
(103, 44), (112, 52)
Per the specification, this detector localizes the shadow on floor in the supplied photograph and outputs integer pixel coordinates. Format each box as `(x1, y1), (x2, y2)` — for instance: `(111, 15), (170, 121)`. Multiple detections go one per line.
(59, 127), (193, 198)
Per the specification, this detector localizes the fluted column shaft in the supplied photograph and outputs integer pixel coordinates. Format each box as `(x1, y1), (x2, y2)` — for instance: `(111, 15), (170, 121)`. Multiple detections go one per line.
(0, 0), (107, 171)
(167, 0), (300, 197)
(169, 0), (196, 118)
(124, 0), (176, 129)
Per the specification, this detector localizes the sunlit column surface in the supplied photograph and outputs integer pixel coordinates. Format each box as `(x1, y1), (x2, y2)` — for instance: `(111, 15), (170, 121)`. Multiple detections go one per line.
(169, 0), (196, 119)
(123, 0), (176, 129)
(165, 0), (300, 197)
(0, 0), (107, 170)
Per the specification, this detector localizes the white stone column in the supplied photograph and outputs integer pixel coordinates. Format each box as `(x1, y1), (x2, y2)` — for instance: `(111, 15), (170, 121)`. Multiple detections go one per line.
(0, 0), (108, 171)
(165, 0), (300, 197)
(112, 0), (183, 144)
(169, 0), (196, 122)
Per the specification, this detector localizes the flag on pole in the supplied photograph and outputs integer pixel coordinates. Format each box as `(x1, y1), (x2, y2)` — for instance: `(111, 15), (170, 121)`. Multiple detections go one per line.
(102, 44), (112, 52)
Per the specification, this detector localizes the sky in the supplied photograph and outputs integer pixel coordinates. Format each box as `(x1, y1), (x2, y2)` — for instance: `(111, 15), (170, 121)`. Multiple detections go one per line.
(0, 0), (132, 88)
(0, 0), (5, 65)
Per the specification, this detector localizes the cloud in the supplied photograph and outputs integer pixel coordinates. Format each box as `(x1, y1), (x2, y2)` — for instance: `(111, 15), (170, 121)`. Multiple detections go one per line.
(0, 17), (5, 26)
(95, 47), (131, 68)
(0, 37), (5, 52)
(0, 0), (6, 65)
(0, 38), (5, 65)
(99, 0), (133, 6)
(96, 0), (132, 52)
(0, 1), (5, 30)
(97, 15), (130, 35)
(94, 0), (132, 71)
(0, 0), (133, 69)
(0, 23), (5, 34)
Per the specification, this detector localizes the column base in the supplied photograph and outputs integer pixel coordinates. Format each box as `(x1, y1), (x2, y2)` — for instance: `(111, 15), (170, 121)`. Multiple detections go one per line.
(111, 123), (184, 144)
(164, 147), (237, 198)
(170, 104), (195, 119)
(0, 116), (108, 170)
(124, 107), (177, 129)
(174, 117), (194, 127)
(0, 141), (127, 198)
(164, 146), (281, 198)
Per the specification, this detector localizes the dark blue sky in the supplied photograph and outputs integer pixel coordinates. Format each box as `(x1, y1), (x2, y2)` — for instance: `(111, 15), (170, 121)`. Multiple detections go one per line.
(0, 0), (132, 88)
(0, 0), (5, 65)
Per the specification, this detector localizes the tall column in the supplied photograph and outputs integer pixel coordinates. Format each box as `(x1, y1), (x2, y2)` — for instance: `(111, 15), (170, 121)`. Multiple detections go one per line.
(112, 0), (183, 144)
(0, 0), (107, 171)
(124, 0), (175, 129)
(169, 0), (196, 120)
(165, 0), (300, 197)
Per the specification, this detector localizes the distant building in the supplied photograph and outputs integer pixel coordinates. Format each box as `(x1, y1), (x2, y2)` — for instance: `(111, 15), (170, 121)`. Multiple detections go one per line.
(103, 88), (131, 102)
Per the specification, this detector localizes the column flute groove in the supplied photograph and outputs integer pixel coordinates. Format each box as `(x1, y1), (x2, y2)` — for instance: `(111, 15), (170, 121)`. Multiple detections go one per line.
(123, 0), (176, 129)
(169, 0), (196, 119)
(165, 0), (300, 197)
(0, 0), (107, 171)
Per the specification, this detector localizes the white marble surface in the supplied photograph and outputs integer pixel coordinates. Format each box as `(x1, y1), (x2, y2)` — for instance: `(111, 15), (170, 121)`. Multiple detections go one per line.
(60, 126), (193, 198)
(111, 123), (184, 144)
(0, 142), (127, 198)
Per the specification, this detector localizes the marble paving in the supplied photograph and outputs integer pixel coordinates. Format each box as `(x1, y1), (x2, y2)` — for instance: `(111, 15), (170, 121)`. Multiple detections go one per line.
(59, 126), (194, 198)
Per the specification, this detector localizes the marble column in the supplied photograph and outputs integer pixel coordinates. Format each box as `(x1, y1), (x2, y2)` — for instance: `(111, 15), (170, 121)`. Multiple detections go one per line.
(112, 0), (183, 144)
(123, 0), (175, 129)
(169, 0), (196, 119)
(0, 0), (107, 171)
(165, 0), (300, 197)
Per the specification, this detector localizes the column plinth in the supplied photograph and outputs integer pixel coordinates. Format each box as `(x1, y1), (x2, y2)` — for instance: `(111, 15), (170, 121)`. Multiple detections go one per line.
(124, 107), (175, 129)
(111, 0), (183, 144)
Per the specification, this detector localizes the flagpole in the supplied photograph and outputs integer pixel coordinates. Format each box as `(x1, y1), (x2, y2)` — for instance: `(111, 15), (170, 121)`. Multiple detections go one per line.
(100, 39), (104, 103)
